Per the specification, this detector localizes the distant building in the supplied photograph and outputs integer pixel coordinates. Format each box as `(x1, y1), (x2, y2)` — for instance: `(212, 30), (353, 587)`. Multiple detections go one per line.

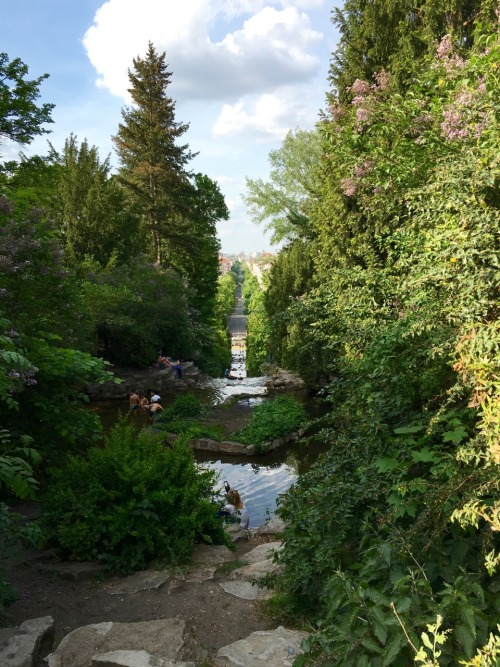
(247, 253), (275, 287)
(219, 256), (233, 275)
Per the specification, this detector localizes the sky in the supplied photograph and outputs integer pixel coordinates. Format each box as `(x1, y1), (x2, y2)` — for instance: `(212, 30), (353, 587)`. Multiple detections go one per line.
(1, 0), (340, 254)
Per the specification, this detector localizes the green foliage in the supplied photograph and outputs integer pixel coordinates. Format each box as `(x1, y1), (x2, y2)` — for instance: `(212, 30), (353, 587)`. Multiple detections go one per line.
(49, 134), (143, 266)
(82, 258), (195, 366)
(235, 395), (306, 446)
(262, 20), (500, 667)
(0, 52), (54, 146)
(154, 394), (224, 440)
(0, 502), (45, 616)
(41, 419), (227, 573)
(160, 393), (205, 420)
(243, 128), (321, 244)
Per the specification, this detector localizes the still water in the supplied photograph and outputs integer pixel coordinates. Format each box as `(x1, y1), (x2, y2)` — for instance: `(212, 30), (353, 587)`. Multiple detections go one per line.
(90, 388), (329, 529)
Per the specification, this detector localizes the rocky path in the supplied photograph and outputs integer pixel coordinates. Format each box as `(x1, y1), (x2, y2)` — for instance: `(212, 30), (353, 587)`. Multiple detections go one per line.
(1, 519), (307, 667)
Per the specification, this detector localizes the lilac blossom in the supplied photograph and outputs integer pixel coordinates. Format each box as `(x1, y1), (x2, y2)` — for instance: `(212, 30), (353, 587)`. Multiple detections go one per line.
(341, 178), (357, 197)
(329, 103), (345, 121)
(436, 35), (453, 59)
(373, 69), (391, 91)
(356, 107), (372, 127)
(348, 79), (371, 97)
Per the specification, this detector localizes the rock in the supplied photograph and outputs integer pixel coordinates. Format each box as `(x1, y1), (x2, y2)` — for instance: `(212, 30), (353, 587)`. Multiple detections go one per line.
(86, 363), (201, 400)
(251, 516), (285, 537)
(214, 626), (308, 667)
(106, 571), (170, 595)
(225, 525), (250, 543)
(91, 649), (195, 666)
(240, 542), (282, 564)
(219, 581), (272, 601)
(219, 441), (251, 455)
(0, 616), (54, 667)
(47, 618), (206, 667)
(191, 544), (235, 566)
(230, 560), (283, 581)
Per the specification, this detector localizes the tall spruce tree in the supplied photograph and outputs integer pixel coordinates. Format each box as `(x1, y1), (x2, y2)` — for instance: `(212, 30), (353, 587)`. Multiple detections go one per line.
(112, 42), (195, 265)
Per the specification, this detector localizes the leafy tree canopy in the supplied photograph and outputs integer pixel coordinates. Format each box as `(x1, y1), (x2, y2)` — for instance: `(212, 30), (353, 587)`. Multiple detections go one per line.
(0, 53), (54, 148)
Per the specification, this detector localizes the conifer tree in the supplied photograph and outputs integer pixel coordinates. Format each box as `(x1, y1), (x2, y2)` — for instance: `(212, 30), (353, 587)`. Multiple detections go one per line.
(113, 42), (195, 265)
(330, 0), (498, 100)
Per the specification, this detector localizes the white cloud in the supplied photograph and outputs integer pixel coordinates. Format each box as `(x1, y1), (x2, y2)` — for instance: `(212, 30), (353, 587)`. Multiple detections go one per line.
(82, 0), (322, 101)
(212, 91), (316, 140)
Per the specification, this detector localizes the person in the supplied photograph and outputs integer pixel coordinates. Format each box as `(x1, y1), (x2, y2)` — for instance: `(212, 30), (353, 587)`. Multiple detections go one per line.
(223, 489), (250, 529)
(145, 400), (163, 424)
(150, 390), (161, 404)
(139, 393), (149, 410)
(172, 360), (183, 379)
(156, 353), (171, 369)
(129, 390), (140, 416)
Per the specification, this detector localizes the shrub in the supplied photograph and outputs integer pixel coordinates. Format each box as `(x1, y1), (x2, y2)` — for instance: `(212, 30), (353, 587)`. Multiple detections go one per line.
(235, 395), (306, 445)
(160, 393), (205, 420)
(41, 419), (227, 573)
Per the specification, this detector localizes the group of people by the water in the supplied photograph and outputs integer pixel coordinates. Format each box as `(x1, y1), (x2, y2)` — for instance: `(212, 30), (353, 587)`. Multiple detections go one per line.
(129, 389), (163, 423)
(154, 350), (183, 378)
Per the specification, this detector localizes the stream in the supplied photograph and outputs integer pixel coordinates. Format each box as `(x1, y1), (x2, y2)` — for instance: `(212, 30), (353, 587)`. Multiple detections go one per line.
(91, 286), (329, 528)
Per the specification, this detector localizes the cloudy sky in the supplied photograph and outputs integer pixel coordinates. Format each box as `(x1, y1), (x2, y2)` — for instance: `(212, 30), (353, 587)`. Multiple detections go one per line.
(1, 0), (340, 253)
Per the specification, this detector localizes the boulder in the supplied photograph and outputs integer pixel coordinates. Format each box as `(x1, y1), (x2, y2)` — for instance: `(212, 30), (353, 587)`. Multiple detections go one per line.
(214, 626), (308, 667)
(47, 618), (206, 667)
(0, 616), (54, 667)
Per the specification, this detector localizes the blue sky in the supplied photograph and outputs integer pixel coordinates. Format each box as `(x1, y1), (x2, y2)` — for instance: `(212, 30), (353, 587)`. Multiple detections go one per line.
(1, 0), (340, 253)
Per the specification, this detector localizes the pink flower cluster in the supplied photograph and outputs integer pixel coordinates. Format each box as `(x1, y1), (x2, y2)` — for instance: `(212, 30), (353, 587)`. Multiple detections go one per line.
(441, 85), (491, 142)
(341, 178), (357, 197)
(434, 35), (465, 73)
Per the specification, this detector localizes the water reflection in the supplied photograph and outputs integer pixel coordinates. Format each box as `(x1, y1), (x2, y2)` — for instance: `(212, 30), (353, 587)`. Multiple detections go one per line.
(198, 458), (297, 529)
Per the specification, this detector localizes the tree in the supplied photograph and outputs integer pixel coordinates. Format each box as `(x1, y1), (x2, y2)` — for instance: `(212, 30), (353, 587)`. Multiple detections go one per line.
(112, 42), (196, 265)
(0, 53), (54, 148)
(330, 0), (498, 100)
(176, 173), (227, 322)
(243, 128), (321, 244)
(50, 134), (143, 266)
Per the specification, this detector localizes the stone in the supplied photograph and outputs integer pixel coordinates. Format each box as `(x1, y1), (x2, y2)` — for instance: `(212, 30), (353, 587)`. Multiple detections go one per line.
(240, 542), (282, 564)
(175, 566), (216, 583)
(225, 525), (250, 543)
(230, 560), (283, 581)
(214, 626), (308, 667)
(91, 649), (195, 666)
(106, 570), (170, 595)
(0, 615), (54, 667)
(219, 441), (250, 455)
(219, 581), (273, 601)
(252, 516), (285, 537)
(47, 618), (206, 667)
(191, 544), (235, 566)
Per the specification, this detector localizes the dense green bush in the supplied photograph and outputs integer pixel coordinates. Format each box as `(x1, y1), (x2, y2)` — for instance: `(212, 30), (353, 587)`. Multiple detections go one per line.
(235, 395), (306, 446)
(41, 420), (227, 573)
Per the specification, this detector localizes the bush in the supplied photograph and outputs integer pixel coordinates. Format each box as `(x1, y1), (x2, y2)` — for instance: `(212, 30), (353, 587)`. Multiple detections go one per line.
(160, 393), (205, 420)
(235, 395), (306, 445)
(41, 419), (227, 573)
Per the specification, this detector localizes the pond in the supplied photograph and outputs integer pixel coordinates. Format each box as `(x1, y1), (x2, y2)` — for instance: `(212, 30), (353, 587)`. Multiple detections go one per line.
(89, 387), (330, 528)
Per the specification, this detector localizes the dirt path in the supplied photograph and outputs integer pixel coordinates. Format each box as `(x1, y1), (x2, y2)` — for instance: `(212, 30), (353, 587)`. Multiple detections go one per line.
(2, 532), (279, 665)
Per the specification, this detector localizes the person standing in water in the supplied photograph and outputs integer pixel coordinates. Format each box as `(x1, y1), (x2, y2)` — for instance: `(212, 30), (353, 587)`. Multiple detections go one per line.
(224, 489), (250, 529)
